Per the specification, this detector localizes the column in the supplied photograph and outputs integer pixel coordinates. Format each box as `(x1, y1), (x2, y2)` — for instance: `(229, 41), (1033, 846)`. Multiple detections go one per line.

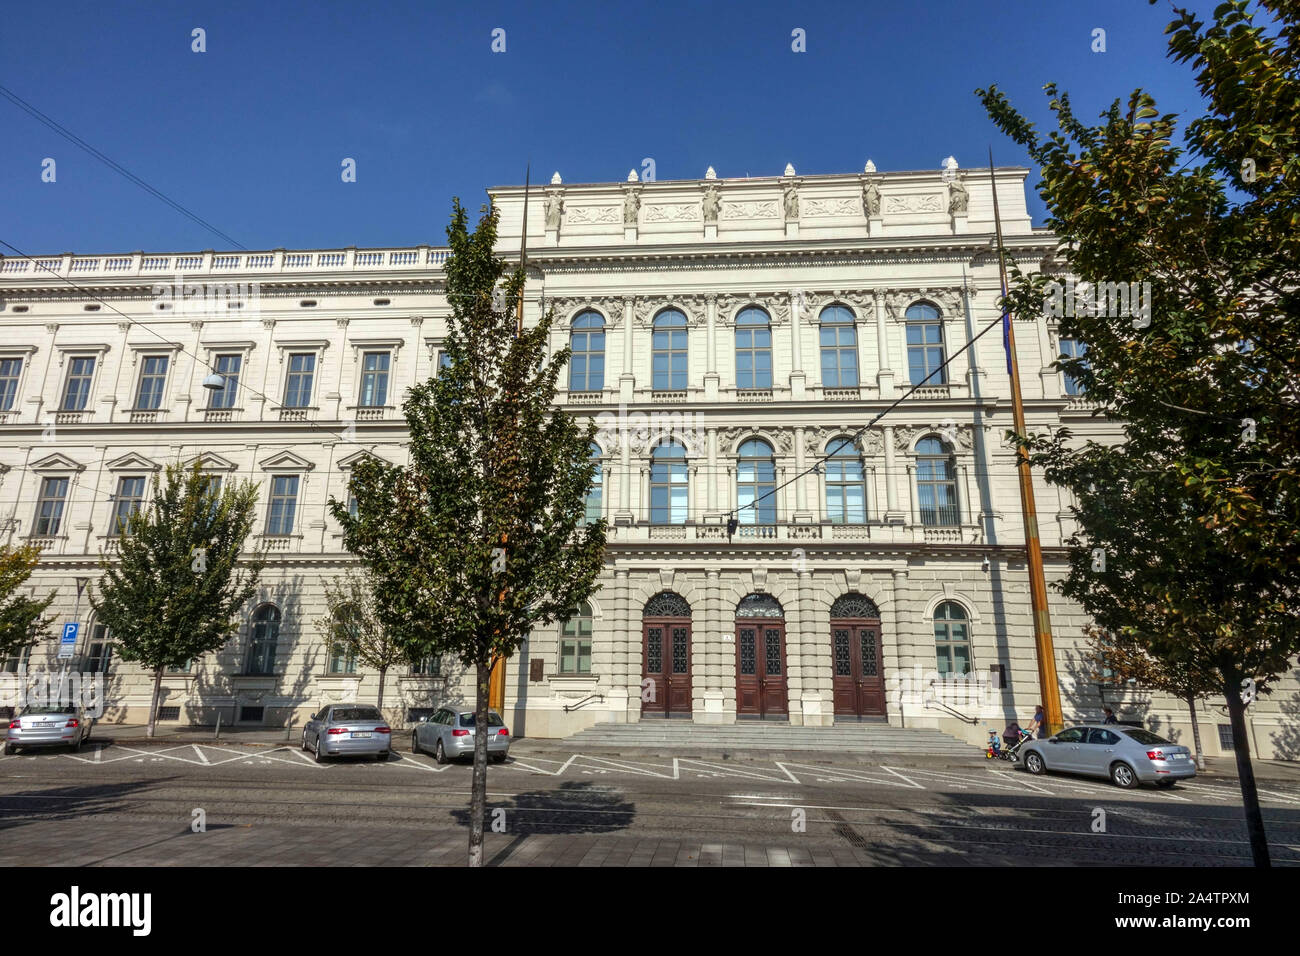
(620, 297), (635, 404)
(875, 291), (896, 398)
(704, 294), (719, 401)
(799, 570), (824, 726)
(706, 426), (719, 516)
(883, 425), (902, 520)
(906, 464), (919, 527)
(793, 426), (809, 519)
(616, 421), (632, 524)
(615, 569), (635, 722)
(789, 292), (805, 400)
(888, 568), (910, 727)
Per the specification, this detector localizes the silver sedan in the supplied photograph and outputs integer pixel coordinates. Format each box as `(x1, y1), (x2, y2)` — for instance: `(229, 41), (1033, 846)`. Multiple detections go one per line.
(1020, 724), (1196, 788)
(301, 705), (392, 762)
(5, 703), (94, 754)
(411, 707), (510, 764)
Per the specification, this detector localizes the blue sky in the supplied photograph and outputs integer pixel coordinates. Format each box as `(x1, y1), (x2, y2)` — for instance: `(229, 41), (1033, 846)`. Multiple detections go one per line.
(1, 0), (1225, 255)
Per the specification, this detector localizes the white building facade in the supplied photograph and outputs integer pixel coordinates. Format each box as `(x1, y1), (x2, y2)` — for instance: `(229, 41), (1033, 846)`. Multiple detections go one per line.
(1, 165), (1295, 758)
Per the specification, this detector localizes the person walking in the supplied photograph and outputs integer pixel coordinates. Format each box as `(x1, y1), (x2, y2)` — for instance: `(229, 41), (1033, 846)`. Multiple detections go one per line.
(1025, 703), (1046, 738)
(1102, 707), (1118, 725)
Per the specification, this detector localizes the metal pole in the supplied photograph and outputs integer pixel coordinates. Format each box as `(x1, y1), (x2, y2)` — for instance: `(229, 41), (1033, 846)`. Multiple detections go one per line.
(989, 150), (1064, 735)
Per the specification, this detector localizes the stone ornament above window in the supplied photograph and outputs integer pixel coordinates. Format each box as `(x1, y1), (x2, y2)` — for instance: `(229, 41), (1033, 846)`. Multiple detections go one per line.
(893, 423), (974, 453)
(633, 296), (705, 328)
(567, 205), (619, 225)
(804, 426), (882, 459)
(884, 193), (945, 214)
(643, 203), (698, 223)
(550, 298), (620, 329)
(884, 288), (965, 319)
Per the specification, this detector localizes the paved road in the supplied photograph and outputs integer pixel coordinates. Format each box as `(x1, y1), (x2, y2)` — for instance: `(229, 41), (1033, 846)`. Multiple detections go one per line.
(2, 742), (1298, 866)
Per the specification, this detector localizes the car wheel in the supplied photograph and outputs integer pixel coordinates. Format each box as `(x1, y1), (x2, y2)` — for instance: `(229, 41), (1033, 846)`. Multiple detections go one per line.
(70, 735), (82, 754)
(411, 732), (421, 755)
(1156, 779), (1176, 789)
(376, 751), (389, 762)
(301, 730), (309, 751)
(434, 740), (448, 765)
(1110, 762), (1138, 789)
(313, 734), (326, 763)
(490, 753), (506, 764)
(3, 742), (15, 756)
(1024, 751), (1045, 775)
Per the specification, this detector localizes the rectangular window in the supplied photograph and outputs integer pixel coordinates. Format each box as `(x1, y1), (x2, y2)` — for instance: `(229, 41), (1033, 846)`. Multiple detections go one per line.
(328, 644), (357, 674)
(208, 354), (241, 409)
(266, 475), (299, 535)
(134, 355), (169, 410)
(34, 477), (69, 535)
(411, 654), (441, 676)
(1060, 338), (1088, 396)
(166, 660), (194, 675)
(359, 351), (390, 406)
(156, 705), (181, 721)
(86, 625), (113, 674)
(0, 357), (22, 411)
(436, 350), (451, 376)
(283, 353), (316, 408)
(62, 357), (96, 411)
(2, 644), (32, 674)
(907, 322), (946, 386)
(1217, 724), (1235, 752)
(111, 476), (147, 536)
(559, 620), (592, 674)
(819, 324), (859, 387)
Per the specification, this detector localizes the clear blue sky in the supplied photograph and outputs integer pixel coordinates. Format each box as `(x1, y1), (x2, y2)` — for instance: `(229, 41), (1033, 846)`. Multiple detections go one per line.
(1, 0), (1223, 255)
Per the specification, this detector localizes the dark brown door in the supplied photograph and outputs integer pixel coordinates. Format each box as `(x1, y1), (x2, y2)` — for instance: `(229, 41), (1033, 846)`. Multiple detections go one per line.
(642, 618), (691, 716)
(735, 620), (788, 717)
(832, 619), (885, 716)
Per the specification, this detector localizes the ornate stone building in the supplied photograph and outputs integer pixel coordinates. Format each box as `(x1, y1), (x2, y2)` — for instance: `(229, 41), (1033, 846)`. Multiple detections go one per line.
(1, 164), (1295, 757)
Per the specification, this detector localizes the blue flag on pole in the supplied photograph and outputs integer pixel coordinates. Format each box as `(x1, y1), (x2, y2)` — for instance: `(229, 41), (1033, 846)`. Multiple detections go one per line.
(1002, 301), (1013, 376)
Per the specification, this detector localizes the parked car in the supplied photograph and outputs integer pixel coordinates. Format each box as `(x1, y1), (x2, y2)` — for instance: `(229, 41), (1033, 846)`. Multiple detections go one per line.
(301, 705), (391, 762)
(1020, 724), (1196, 788)
(5, 702), (94, 755)
(411, 707), (510, 764)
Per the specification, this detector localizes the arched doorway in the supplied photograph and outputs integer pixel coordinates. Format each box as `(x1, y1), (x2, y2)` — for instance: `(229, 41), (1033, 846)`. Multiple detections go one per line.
(830, 593), (885, 717)
(642, 591), (692, 717)
(735, 593), (787, 718)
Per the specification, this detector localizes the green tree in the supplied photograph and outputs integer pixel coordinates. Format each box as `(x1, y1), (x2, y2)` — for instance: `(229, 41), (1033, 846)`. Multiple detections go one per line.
(978, 0), (1300, 866)
(0, 543), (55, 662)
(332, 200), (605, 867)
(315, 570), (406, 713)
(91, 463), (266, 736)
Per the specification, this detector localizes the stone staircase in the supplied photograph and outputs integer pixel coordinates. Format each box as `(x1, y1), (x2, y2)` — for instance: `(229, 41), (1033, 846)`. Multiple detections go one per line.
(561, 719), (979, 755)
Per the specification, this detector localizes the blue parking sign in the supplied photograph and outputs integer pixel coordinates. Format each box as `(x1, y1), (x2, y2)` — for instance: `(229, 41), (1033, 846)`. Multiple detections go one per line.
(58, 622), (80, 659)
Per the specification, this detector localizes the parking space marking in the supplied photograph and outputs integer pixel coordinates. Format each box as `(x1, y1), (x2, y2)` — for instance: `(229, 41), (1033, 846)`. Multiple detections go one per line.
(776, 763), (916, 789)
(879, 766), (925, 790)
(192, 745), (210, 765)
(571, 755), (677, 779)
(676, 758), (799, 784)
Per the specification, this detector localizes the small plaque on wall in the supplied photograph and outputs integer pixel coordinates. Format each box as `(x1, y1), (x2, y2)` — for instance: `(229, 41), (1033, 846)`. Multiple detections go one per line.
(530, 659), (545, 682)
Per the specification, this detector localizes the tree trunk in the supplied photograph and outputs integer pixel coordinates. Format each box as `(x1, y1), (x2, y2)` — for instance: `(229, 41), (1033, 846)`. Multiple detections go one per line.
(146, 668), (163, 739)
(377, 665), (387, 714)
(1225, 684), (1269, 867)
(1186, 695), (1205, 771)
(468, 659), (491, 867)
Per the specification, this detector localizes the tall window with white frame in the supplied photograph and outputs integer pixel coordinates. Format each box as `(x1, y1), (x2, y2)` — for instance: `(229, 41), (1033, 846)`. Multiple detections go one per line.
(111, 476), (147, 536)
(283, 353), (315, 408)
(825, 437), (866, 524)
(246, 604), (280, 675)
(558, 601), (593, 675)
(328, 605), (359, 674)
(266, 475), (299, 535)
(737, 438), (777, 527)
(359, 351), (390, 406)
(906, 302), (946, 386)
(819, 305), (859, 387)
(735, 307), (773, 389)
(652, 310), (688, 391)
(0, 357), (22, 411)
(649, 440), (688, 525)
(134, 356), (169, 410)
(62, 357), (96, 411)
(583, 443), (603, 526)
(208, 354), (241, 409)
(934, 601), (972, 676)
(1059, 338), (1088, 396)
(85, 623), (113, 674)
(915, 437), (959, 526)
(569, 311), (605, 392)
(34, 477), (70, 535)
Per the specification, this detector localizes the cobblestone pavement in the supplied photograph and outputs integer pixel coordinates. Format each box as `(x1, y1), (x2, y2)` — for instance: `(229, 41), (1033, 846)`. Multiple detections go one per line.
(2, 743), (1298, 866)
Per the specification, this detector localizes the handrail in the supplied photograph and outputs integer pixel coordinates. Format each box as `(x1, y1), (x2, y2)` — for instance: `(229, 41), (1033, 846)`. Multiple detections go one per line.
(562, 694), (606, 713)
(924, 682), (980, 724)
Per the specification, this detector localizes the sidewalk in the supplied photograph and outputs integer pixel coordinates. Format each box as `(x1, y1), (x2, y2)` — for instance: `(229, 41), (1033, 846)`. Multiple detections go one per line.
(74, 723), (1300, 782)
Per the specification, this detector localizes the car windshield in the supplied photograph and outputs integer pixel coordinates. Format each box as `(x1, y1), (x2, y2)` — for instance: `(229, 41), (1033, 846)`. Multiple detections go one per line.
(459, 712), (504, 727)
(20, 704), (75, 716)
(1122, 728), (1171, 746)
(331, 708), (383, 722)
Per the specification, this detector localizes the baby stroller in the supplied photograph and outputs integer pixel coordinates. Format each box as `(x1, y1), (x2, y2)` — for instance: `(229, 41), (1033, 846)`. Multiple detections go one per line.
(995, 722), (1034, 763)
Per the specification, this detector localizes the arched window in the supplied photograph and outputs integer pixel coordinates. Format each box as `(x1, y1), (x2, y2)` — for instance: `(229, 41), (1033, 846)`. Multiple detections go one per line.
(583, 443), (603, 526)
(1059, 337), (1087, 396)
(906, 302), (946, 386)
(934, 601), (971, 675)
(916, 437), (959, 526)
(650, 440), (688, 525)
(819, 305), (858, 387)
(830, 593), (881, 619)
(735, 307), (773, 389)
(737, 439), (776, 526)
(328, 604), (359, 674)
(736, 593), (784, 618)
(652, 310), (688, 391)
(246, 604), (280, 675)
(559, 600), (593, 674)
(569, 310), (605, 391)
(643, 591), (692, 618)
(825, 437), (866, 524)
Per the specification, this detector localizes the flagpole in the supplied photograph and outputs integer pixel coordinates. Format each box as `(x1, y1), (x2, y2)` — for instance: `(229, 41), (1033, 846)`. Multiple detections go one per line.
(989, 148), (1064, 735)
(489, 165), (531, 715)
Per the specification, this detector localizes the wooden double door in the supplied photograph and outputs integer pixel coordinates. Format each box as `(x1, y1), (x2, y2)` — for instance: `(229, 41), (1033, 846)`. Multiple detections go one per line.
(735, 619), (788, 717)
(831, 618), (886, 717)
(642, 617), (692, 716)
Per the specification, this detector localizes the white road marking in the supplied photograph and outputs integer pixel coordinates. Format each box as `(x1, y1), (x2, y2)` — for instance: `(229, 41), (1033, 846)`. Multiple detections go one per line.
(677, 758), (797, 783)
(776, 763), (915, 789)
(984, 769), (1054, 794)
(571, 754), (677, 779)
(879, 766), (924, 790)
(192, 745), (209, 765)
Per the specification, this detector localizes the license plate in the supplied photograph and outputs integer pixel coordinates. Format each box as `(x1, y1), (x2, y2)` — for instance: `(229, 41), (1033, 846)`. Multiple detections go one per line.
(35, 722), (57, 728)
(351, 732), (372, 738)
(1173, 753), (1189, 760)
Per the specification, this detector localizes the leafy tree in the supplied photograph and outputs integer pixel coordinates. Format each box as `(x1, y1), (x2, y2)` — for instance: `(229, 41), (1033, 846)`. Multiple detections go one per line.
(332, 200), (605, 867)
(978, 0), (1300, 866)
(91, 463), (266, 736)
(315, 570), (407, 712)
(0, 543), (55, 662)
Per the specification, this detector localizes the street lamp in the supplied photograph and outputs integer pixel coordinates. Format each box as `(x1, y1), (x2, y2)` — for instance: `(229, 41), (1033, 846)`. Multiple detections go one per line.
(201, 373), (225, 390)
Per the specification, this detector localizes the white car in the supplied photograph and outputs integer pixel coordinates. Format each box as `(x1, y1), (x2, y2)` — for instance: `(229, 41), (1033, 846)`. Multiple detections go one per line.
(1020, 724), (1196, 788)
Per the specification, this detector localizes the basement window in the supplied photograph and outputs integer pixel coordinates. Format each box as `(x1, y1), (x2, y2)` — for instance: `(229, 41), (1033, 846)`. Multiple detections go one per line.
(373, 298), (391, 306)
(299, 300), (317, 308)
(12, 306), (29, 313)
(83, 304), (101, 311)
(1217, 724), (1235, 752)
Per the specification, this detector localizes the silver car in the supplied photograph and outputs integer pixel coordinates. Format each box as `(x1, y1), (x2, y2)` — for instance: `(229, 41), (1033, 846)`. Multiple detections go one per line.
(411, 707), (510, 764)
(5, 703), (94, 755)
(1020, 724), (1196, 788)
(301, 704), (392, 762)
